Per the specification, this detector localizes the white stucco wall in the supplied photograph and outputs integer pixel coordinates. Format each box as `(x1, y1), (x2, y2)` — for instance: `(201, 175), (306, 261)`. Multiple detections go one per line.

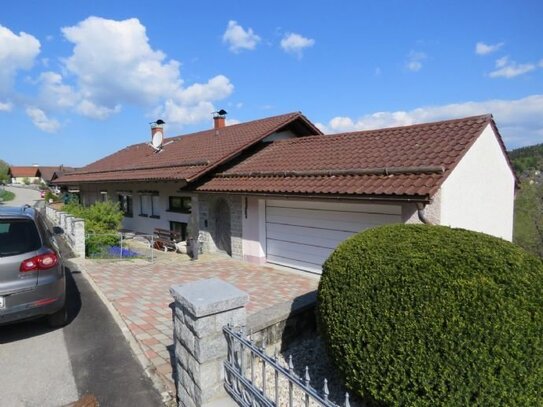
(439, 124), (515, 241)
(242, 197), (266, 264)
(79, 182), (192, 235)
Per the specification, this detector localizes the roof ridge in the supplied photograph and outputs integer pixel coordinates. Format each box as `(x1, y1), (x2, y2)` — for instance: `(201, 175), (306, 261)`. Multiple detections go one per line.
(165, 111), (301, 142)
(324, 114), (492, 138)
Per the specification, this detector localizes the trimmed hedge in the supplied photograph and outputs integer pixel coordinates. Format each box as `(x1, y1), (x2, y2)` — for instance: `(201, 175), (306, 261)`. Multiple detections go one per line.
(317, 224), (543, 406)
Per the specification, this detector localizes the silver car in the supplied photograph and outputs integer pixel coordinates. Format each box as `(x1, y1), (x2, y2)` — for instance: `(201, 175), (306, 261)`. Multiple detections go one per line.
(0, 206), (67, 327)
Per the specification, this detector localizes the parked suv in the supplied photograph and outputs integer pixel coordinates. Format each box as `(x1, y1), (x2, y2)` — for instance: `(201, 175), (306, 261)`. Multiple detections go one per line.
(0, 206), (67, 327)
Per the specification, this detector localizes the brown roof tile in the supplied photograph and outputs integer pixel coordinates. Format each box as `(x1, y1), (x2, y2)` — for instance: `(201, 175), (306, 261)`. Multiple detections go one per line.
(197, 114), (498, 200)
(55, 112), (319, 184)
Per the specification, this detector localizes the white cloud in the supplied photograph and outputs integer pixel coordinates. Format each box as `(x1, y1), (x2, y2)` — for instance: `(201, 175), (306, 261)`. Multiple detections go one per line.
(315, 95), (543, 148)
(489, 56), (535, 78)
(0, 100), (13, 111)
(222, 20), (261, 53)
(405, 51), (426, 72)
(539, 59), (543, 68)
(37, 71), (79, 109)
(175, 75), (233, 105)
(475, 41), (504, 55)
(25, 106), (60, 133)
(14, 16), (233, 129)
(61, 17), (181, 112)
(0, 25), (40, 92)
(76, 100), (121, 120)
(280, 33), (315, 58)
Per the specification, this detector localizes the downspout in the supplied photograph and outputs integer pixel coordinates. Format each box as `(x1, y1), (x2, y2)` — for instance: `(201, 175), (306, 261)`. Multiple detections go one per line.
(416, 202), (432, 225)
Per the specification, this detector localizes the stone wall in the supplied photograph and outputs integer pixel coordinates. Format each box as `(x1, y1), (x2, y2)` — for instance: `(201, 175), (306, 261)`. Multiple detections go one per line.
(45, 205), (85, 257)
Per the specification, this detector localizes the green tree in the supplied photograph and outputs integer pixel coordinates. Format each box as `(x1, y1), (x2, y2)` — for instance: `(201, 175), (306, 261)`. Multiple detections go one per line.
(0, 159), (9, 184)
(514, 181), (543, 257)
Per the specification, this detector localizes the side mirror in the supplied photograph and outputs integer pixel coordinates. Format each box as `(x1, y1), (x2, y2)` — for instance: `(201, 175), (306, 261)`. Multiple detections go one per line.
(52, 226), (64, 235)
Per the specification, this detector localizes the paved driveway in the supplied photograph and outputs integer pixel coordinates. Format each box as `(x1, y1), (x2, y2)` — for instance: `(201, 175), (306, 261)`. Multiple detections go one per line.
(74, 253), (319, 393)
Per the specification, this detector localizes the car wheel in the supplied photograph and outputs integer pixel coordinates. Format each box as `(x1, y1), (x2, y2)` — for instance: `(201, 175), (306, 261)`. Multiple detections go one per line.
(47, 304), (68, 328)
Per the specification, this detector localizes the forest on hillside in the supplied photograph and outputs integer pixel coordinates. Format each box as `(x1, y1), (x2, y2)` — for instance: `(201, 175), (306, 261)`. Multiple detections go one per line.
(509, 143), (543, 258)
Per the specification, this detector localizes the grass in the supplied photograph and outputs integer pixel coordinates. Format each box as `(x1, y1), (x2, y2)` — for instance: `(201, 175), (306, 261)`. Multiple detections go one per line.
(0, 189), (15, 202)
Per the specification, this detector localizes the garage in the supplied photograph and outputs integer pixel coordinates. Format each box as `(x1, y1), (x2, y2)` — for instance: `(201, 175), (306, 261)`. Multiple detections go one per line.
(265, 199), (402, 273)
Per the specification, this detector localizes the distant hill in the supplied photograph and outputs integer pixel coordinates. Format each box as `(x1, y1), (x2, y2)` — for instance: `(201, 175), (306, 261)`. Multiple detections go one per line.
(509, 143), (543, 174)
(509, 143), (543, 258)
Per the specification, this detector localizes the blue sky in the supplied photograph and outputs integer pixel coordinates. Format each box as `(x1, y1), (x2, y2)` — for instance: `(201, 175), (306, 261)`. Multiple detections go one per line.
(1, 1), (542, 167)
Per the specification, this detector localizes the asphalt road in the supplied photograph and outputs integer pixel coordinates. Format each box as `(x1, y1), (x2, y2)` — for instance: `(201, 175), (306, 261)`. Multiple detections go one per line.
(0, 187), (164, 406)
(1, 185), (41, 207)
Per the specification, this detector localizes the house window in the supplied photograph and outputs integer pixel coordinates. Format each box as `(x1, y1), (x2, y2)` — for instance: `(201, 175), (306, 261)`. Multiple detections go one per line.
(100, 191), (108, 201)
(170, 221), (187, 241)
(139, 195), (151, 217)
(118, 192), (133, 217)
(139, 192), (160, 218)
(168, 196), (191, 213)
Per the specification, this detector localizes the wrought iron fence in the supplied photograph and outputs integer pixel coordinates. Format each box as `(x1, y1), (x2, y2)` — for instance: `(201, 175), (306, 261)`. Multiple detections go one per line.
(85, 232), (156, 261)
(224, 324), (351, 407)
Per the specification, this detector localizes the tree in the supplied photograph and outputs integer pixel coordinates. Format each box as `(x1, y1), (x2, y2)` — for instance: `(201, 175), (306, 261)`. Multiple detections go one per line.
(0, 159), (9, 184)
(514, 181), (543, 257)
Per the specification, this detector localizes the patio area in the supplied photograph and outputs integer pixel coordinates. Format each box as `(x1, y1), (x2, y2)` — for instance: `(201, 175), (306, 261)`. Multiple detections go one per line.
(71, 251), (320, 396)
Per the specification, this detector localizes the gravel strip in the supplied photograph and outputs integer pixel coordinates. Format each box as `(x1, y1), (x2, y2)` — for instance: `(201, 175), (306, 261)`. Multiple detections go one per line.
(242, 335), (365, 407)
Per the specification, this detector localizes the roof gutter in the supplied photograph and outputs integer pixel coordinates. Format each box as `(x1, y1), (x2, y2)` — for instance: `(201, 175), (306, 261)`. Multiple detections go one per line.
(192, 190), (432, 204)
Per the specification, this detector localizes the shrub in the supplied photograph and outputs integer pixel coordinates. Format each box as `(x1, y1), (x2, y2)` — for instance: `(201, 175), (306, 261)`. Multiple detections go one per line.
(63, 201), (124, 256)
(317, 224), (543, 406)
(44, 191), (59, 202)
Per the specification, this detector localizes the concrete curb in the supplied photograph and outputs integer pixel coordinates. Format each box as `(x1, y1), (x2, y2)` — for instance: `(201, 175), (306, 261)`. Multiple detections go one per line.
(66, 258), (176, 407)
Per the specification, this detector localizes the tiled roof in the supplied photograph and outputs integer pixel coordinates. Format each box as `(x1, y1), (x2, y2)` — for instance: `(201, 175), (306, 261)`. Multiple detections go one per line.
(9, 166), (41, 177)
(197, 114), (497, 200)
(55, 112), (319, 184)
(39, 166), (77, 182)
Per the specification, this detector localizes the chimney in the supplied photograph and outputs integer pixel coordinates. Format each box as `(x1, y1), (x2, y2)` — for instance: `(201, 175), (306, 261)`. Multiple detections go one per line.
(150, 119), (165, 149)
(213, 109), (227, 129)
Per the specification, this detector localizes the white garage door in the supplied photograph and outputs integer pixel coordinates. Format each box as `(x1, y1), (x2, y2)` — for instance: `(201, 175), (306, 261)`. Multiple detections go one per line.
(265, 200), (402, 273)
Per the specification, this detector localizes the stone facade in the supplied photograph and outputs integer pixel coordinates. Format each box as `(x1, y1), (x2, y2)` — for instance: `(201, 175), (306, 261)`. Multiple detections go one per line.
(170, 278), (248, 407)
(197, 193), (243, 260)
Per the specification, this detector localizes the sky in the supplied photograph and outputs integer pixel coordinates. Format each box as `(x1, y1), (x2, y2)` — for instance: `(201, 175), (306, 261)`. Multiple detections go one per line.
(1, 0), (542, 167)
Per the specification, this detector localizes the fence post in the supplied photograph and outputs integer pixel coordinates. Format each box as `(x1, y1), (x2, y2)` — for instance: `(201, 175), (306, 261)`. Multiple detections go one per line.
(170, 278), (248, 407)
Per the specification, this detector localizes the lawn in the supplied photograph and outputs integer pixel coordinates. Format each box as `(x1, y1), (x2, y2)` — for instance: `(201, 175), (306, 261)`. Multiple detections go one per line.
(0, 189), (15, 202)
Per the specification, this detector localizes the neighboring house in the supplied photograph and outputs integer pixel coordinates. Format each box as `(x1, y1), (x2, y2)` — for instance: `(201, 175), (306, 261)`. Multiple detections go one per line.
(55, 112), (516, 274)
(8, 166), (41, 184)
(39, 165), (76, 187)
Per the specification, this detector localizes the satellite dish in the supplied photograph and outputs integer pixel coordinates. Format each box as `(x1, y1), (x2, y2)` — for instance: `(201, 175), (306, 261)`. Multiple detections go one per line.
(152, 130), (164, 149)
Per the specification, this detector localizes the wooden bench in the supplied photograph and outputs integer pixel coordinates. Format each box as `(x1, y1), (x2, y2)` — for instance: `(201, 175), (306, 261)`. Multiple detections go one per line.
(153, 228), (181, 252)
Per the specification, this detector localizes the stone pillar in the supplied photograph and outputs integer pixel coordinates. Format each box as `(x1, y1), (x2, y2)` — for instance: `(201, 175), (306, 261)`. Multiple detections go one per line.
(73, 218), (85, 258)
(170, 278), (249, 407)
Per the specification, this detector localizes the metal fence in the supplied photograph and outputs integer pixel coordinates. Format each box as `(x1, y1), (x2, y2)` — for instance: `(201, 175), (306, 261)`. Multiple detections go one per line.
(85, 232), (157, 261)
(224, 324), (351, 407)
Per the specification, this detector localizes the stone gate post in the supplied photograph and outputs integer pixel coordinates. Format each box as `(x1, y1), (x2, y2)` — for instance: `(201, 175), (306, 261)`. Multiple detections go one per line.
(170, 278), (248, 407)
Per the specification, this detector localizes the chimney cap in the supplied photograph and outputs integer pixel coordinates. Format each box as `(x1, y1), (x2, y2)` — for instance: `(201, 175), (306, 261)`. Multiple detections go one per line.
(213, 109), (227, 117)
(150, 119), (165, 128)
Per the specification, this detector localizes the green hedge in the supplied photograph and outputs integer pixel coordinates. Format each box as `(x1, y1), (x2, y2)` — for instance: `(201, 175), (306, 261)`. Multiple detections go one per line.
(317, 224), (543, 406)
(63, 201), (123, 256)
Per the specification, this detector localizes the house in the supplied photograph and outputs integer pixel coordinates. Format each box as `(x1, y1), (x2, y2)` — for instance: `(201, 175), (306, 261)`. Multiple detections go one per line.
(8, 166), (41, 184)
(39, 165), (76, 187)
(55, 112), (516, 274)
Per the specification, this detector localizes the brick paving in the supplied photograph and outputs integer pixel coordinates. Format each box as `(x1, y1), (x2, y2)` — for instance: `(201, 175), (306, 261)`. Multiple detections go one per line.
(78, 251), (319, 394)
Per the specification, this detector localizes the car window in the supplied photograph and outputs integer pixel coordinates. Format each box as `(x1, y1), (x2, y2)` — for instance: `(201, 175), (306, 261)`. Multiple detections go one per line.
(0, 219), (42, 257)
